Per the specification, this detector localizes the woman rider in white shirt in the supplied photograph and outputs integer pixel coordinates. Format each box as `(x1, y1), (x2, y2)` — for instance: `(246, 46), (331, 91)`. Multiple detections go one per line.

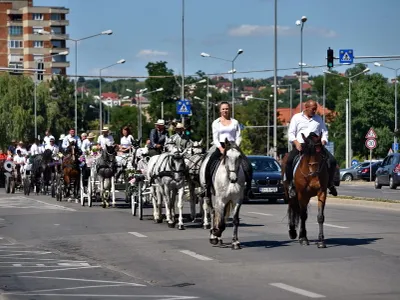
(204, 102), (252, 198)
(119, 126), (135, 153)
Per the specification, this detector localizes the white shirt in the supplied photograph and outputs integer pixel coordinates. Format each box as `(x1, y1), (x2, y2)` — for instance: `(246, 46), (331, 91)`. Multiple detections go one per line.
(13, 155), (26, 164)
(120, 135), (134, 147)
(212, 118), (241, 148)
(81, 139), (92, 152)
(97, 134), (114, 149)
(15, 146), (28, 156)
(30, 144), (44, 155)
(43, 135), (55, 146)
(288, 112), (328, 144)
(62, 135), (81, 149)
(45, 144), (59, 155)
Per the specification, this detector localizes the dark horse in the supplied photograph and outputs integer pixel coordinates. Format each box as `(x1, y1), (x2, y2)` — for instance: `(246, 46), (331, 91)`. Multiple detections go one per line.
(62, 142), (81, 200)
(31, 149), (53, 195)
(281, 132), (329, 248)
(96, 144), (118, 208)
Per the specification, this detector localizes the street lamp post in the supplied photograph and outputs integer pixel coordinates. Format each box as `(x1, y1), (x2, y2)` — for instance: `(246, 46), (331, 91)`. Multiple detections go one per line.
(39, 29), (113, 134)
(200, 49), (243, 118)
(34, 51), (68, 139)
(324, 68), (370, 168)
(296, 16), (307, 112)
(374, 63), (400, 146)
(99, 59), (126, 131)
(272, 84), (293, 120)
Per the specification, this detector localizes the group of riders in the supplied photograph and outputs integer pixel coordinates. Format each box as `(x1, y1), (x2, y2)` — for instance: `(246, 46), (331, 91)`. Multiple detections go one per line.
(1, 98), (338, 199)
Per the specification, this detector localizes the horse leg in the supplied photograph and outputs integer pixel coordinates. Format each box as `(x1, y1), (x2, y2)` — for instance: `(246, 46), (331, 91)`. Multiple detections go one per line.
(152, 185), (162, 223)
(111, 176), (116, 207)
(166, 188), (176, 228)
(177, 187), (185, 230)
(202, 196), (211, 230)
(231, 203), (242, 250)
(188, 181), (196, 222)
(210, 202), (225, 245)
(298, 200), (310, 246)
(317, 195), (327, 248)
(288, 197), (300, 240)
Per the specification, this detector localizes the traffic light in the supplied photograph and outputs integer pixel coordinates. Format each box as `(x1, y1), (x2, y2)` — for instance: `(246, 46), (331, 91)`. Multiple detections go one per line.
(184, 126), (191, 137)
(327, 47), (334, 69)
(37, 61), (44, 81)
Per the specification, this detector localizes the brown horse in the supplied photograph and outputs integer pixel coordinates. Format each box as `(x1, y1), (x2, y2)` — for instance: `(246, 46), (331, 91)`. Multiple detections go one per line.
(281, 132), (329, 248)
(62, 142), (81, 200)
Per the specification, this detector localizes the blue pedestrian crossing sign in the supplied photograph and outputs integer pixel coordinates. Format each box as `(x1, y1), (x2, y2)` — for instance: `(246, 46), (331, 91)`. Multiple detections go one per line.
(339, 49), (354, 64)
(176, 99), (191, 115)
(392, 143), (399, 151)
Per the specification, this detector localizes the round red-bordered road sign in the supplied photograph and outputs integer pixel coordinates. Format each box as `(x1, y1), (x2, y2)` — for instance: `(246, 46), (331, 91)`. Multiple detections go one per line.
(365, 138), (377, 150)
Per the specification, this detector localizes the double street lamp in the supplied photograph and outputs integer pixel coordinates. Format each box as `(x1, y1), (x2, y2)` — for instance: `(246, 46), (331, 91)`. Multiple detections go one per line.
(324, 68), (370, 168)
(374, 62), (400, 146)
(98, 59), (126, 131)
(200, 49), (244, 118)
(39, 29), (113, 134)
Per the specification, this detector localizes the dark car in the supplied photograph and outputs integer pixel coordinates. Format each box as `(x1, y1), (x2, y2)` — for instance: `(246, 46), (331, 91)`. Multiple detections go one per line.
(247, 155), (284, 204)
(356, 161), (382, 181)
(375, 153), (400, 189)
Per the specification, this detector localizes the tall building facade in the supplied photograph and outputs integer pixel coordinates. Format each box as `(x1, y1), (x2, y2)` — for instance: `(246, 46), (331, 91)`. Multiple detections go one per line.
(0, 0), (69, 80)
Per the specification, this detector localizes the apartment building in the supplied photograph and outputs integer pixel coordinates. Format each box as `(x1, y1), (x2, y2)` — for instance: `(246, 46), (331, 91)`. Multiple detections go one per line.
(0, 0), (69, 80)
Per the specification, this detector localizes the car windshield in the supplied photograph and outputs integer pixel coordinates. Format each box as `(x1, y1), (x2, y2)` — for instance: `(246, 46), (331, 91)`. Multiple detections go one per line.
(249, 157), (281, 172)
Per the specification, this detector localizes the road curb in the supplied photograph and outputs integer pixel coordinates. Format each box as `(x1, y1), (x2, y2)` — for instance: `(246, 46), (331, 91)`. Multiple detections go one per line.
(310, 197), (400, 211)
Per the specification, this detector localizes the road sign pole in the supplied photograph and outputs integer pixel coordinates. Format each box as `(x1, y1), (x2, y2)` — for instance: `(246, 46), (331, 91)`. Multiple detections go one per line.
(370, 149), (372, 182)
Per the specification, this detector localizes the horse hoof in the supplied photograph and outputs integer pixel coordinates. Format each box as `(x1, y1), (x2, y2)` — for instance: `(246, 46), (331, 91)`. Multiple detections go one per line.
(203, 224), (211, 230)
(209, 238), (218, 245)
(167, 222), (175, 228)
(317, 241), (327, 248)
(231, 243), (241, 250)
(289, 229), (297, 240)
(219, 239), (223, 245)
(155, 219), (163, 224)
(177, 224), (185, 230)
(299, 238), (310, 246)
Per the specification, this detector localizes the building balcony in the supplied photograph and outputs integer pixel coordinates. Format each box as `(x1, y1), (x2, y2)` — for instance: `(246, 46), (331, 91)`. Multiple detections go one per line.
(50, 47), (69, 54)
(49, 19), (69, 26)
(7, 20), (23, 27)
(50, 33), (69, 40)
(50, 61), (70, 68)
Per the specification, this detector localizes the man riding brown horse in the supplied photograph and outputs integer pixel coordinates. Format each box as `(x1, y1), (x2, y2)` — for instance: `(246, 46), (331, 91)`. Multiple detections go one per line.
(285, 100), (338, 198)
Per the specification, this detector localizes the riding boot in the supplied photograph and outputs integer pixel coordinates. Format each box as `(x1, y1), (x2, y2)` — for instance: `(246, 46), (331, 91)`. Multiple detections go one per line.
(327, 167), (338, 196)
(285, 165), (296, 198)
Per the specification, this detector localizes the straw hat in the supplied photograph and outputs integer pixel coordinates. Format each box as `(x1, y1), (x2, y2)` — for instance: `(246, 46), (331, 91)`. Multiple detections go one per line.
(102, 126), (110, 132)
(155, 119), (165, 126)
(175, 123), (184, 129)
(88, 132), (95, 139)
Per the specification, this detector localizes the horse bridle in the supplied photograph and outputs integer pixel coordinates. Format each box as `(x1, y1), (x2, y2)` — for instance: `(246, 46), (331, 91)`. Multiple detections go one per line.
(299, 141), (326, 178)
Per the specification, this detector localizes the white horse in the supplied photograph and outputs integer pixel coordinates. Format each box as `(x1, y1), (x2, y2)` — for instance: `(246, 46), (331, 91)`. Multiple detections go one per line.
(200, 140), (246, 250)
(146, 140), (186, 229)
(183, 140), (207, 226)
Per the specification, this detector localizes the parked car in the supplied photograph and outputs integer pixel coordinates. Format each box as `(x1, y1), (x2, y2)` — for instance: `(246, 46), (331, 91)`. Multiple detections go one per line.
(356, 161), (382, 181)
(340, 162), (371, 181)
(247, 155), (284, 204)
(375, 153), (400, 189)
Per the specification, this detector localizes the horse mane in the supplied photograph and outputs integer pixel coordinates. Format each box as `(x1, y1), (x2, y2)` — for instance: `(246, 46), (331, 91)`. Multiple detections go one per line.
(222, 140), (243, 163)
(302, 132), (323, 156)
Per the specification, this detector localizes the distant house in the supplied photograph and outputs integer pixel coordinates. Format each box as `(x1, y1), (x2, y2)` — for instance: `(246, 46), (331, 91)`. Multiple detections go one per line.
(277, 102), (335, 125)
(101, 92), (121, 107)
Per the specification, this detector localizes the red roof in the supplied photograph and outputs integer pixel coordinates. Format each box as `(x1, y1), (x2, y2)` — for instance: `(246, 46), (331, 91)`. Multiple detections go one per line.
(302, 82), (312, 90)
(101, 92), (119, 100)
(277, 102), (334, 124)
(216, 82), (232, 88)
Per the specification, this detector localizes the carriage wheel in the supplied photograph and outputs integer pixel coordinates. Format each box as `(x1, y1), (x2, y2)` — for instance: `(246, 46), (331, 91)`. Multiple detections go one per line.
(138, 181), (143, 220)
(131, 193), (137, 216)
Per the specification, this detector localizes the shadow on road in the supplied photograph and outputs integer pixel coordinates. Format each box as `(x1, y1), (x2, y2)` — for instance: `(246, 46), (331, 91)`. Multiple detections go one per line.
(325, 237), (382, 247)
(240, 239), (293, 248)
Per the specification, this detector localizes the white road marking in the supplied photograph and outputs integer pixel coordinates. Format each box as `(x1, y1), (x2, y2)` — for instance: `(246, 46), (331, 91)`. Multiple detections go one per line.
(17, 283), (142, 294)
(128, 232), (147, 238)
(19, 275), (146, 286)
(248, 212), (273, 216)
(180, 250), (213, 261)
(16, 265), (101, 274)
(0, 258), (87, 262)
(0, 237), (3, 239)
(54, 224), (60, 226)
(12, 264), (22, 267)
(0, 250), (52, 254)
(2, 294), (198, 299)
(317, 223), (349, 229)
(0, 196), (75, 211)
(270, 283), (325, 298)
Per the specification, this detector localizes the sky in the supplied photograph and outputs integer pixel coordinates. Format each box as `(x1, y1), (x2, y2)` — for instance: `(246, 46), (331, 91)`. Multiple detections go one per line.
(36, 0), (400, 82)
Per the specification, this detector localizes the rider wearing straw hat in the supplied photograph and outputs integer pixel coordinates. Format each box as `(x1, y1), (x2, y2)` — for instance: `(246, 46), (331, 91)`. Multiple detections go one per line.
(169, 122), (189, 149)
(97, 127), (114, 149)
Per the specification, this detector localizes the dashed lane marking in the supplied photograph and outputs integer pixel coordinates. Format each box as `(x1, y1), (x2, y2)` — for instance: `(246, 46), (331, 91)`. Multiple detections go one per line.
(247, 212), (273, 216)
(15, 265), (101, 274)
(180, 250), (213, 261)
(317, 223), (349, 229)
(2, 294), (198, 299)
(270, 283), (325, 298)
(128, 232), (148, 238)
(18, 275), (146, 286)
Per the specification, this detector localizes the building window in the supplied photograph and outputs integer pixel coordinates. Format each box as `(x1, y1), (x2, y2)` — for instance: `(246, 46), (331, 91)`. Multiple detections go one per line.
(33, 26), (43, 34)
(50, 13), (61, 20)
(33, 13), (43, 20)
(50, 26), (64, 34)
(52, 67), (62, 75)
(8, 40), (23, 48)
(8, 26), (23, 36)
(9, 54), (23, 62)
(33, 41), (44, 48)
(51, 40), (64, 48)
(8, 62), (23, 72)
(33, 54), (44, 62)
(52, 55), (66, 63)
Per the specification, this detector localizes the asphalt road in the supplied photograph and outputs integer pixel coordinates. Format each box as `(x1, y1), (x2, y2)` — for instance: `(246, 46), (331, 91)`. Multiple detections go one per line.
(0, 191), (400, 300)
(337, 181), (400, 201)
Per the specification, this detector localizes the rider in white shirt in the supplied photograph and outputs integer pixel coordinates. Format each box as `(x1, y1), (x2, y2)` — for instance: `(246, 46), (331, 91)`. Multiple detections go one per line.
(30, 139), (44, 156)
(62, 129), (81, 150)
(44, 137), (59, 155)
(119, 126), (135, 153)
(43, 129), (55, 146)
(81, 132), (95, 152)
(97, 127), (114, 149)
(15, 141), (28, 156)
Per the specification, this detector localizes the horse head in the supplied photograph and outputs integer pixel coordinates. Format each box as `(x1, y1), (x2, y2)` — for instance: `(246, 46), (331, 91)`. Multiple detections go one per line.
(301, 132), (324, 177)
(164, 137), (182, 154)
(103, 144), (118, 162)
(223, 138), (243, 183)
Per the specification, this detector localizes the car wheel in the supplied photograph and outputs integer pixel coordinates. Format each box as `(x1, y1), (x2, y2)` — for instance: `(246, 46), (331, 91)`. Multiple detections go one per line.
(389, 177), (397, 189)
(374, 177), (382, 189)
(343, 174), (353, 181)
